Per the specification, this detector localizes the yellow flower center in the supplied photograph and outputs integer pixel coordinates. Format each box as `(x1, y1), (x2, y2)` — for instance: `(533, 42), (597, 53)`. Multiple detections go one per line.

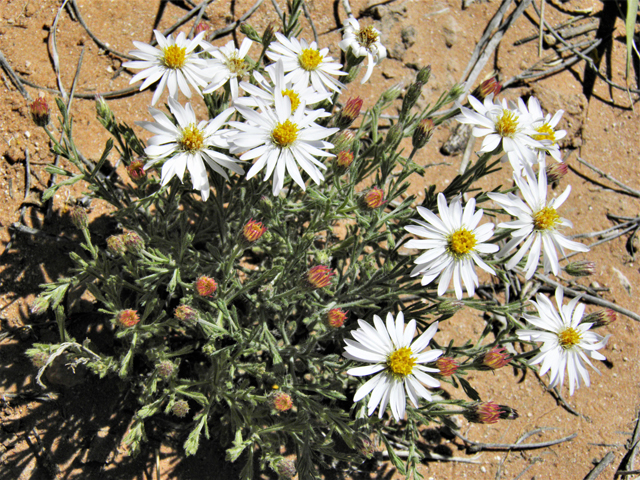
(162, 45), (187, 69)
(357, 26), (379, 49)
(226, 55), (249, 75)
(298, 48), (323, 71)
(533, 123), (556, 144)
(495, 109), (518, 138)
(533, 207), (559, 231)
(387, 346), (416, 377)
(447, 229), (477, 257)
(558, 327), (581, 349)
(281, 88), (301, 112)
(180, 124), (204, 152)
(271, 119), (298, 147)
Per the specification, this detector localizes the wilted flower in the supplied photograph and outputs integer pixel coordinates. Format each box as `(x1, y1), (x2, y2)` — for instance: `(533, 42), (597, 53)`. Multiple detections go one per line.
(339, 16), (387, 84)
(435, 356), (459, 376)
(243, 219), (267, 243)
(465, 401), (518, 424)
(482, 346), (511, 370)
(127, 160), (146, 181)
(116, 309), (140, 328)
(364, 187), (385, 209)
(30, 97), (50, 127)
(307, 265), (335, 289)
(172, 399), (190, 418)
(195, 276), (217, 297)
(327, 308), (348, 328)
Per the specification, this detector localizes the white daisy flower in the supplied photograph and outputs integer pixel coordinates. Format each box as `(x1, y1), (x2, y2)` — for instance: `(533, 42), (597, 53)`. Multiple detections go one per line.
(404, 193), (499, 299)
(343, 311), (442, 421)
(518, 96), (566, 163)
(124, 30), (210, 106)
(338, 16), (387, 84)
(266, 32), (345, 94)
(228, 95), (338, 196)
(138, 98), (243, 201)
(235, 60), (332, 113)
(455, 94), (542, 172)
(202, 38), (253, 99)
(516, 287), (610, 395)
(487, 164), (588, 279)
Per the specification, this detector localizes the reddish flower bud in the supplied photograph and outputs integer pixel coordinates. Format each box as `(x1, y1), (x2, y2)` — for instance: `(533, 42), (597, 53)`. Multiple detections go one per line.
(336, 97), (363, 129)
(275, 459), (297, 478)
(436, 356), (459, 377)
(336, 150), (354, 168)
(116, 309), (140, 328)
(194, 22), (210, 36)
(31, 352), (49, 369)
(127, 160), (146, 181)
(243, 219), (267, 242)
(584, 309), (617, 328)
(482, 346), (511, 370)
(30, 97), (50, 127)
(327, 308), (348, 328)
(357, 436), (376, 458)
(70, 207), (89, 230)
(307, 265), (335, 289)
(364, 186), (386, 209)
(172, 399), (190, 418)
(546, 161), (569, 184)
(106, 235), (126, 256)
(466, 401), (518, 424)
(271, 391), (294, 412)
(471, 76), (502, 101)
(175, 304), (198, 323)
(124, 231), (145, 253)
(412, 118), (435, 150)
(195, 276), (218, 297)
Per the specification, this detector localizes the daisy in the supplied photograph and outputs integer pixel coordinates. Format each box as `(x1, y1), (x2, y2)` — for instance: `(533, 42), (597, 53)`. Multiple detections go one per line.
(124, 30), (211, 106)
(487, 163), (588, 279)
(228, 95), (338, 196)
(138, 98), (243, 200)
(404, 193), (499, 299)
(235, 59), (332, 113)
(202, 38), (253, 99)
(516, 287), (610, 395)
(266, 32), (345, 94)
(338, 16), (387, 84)
(455, 94), (542, 171)
(518, 96), (566, 163)
(343, 311), (442, 421)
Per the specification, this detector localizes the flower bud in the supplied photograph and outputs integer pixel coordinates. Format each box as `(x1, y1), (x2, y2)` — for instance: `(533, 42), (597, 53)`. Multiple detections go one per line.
(336, 150), (354, 168)
(262, 23), (275, 48)
(95, 95), (114, 125)
(465, 401), (518, 424)
(435, 356), (459, 376)
(336, 97), (363, 129)
(275, 458), (297, 479)
(156, 360), (175, 380)
(271, 391), (294, 412)
(471, 76), (502, 101)
(331, 130), (355, 153)
(400, 81), (423, 119)
(127, 160), (146, 181)
(482, 346), (511, 370)
(363, 186), (386, 209)
(564, 260), (596, 277)
(327, 308), (348, 328)
(384, 122), (404, 148)
(416, 65), (432, 84)
(116, 309), (140, 328)
(239, 23), (261, 43)
(175, 304), (198, 324)
(172, 399), (190, 418)
(546, 161), (569, 184)
(70, 207), (89, 230)
(31, 352), (50, 369)
(380, 84), (402, 104)
(30, 97), (50, 127)
(584, 309), (617, 328)
(412, 118), (435, 150)
(243, 219), (267, 243)
(195, 22), (210, 36)
(357, 436), (376, 458)
(106, 235), (126, 256)
(307, 265), (335, 289)
(124, 231), (145, 253)
(437, 299), (464, 315)
(195, 276), (218, 297)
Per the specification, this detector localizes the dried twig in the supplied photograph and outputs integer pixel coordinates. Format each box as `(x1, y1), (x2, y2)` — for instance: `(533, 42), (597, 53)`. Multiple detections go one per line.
(451, 428), (577, 453)
(0, 49), (32, 100)
(574, 156), (640, 198)
(584, 452), (615, 480)
(341, 0), (353, 17)
(301, 0), (319, 45)
(187, 0), (214, 39)
(616, 407), (640, 476)
(50, 0), (70, 103)
(205, 0), (265, 41)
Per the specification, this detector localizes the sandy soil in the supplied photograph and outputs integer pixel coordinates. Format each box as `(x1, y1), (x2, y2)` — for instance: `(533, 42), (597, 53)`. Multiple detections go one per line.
(1, 0), (639, 478)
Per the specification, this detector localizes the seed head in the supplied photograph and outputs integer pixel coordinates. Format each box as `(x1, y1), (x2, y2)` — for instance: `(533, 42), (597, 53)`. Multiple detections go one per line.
(327, 308), (348, 328)
(172, 399), (190, 418)
(307, 265), (335, 289)
(195, 276), (218, 297)
(116, 309), (140, 328)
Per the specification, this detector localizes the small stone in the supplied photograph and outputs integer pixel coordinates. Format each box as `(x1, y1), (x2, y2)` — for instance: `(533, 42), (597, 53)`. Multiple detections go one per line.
(590, 281), (601, 289)
(25, 4), (37, 17)
(480, 466), (487, 473)
(401, 26), (416, 48)
(442, 16), (459, 48)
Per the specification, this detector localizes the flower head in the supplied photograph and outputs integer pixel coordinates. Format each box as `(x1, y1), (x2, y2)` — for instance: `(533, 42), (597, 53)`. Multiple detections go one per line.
(336, 97), (363, 129)
(404, 193), (499, 299)
(339, 16), (387, 84)
(336, 150), (354, 168)
(516, 287), (610, 395)
(327, 308), (348, 328)
(518, 96), (566, 163)
(124, 30), (210, 106)
(266, 32), (345, 94)
(482, 346), (511, 370)
(175, 304), (198, 323)
(172, 399), (190, 418)
(343, 311), (442, 421)
(243, 219), (267, 242)
(364, 187), (386, 209)
(271, 391), (294, 412)
(202, 38), (253, 99)
(138, 98), (243, 201)
(307, 265), (335, 289)
(116, 309), (140, 328)
(195, 276), (217, 297)
(156, 361), (176, 380)
(487, 165), (589, 279)
(127, 160), (146, 181)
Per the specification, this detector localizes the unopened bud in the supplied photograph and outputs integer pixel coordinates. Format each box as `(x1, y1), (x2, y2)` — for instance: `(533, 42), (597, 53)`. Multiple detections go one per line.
(400, 81), (423, 119)
(95, 95), (114, 125)
(336, 97), (363, 129)
(336, 150), (354, 168)
(471, 76), (502, 101)
(584, 309), (617, 328)
(195, 276), (218, 297)
(240, 23), (261, 43)
(106, 235), (126, 256)
(465, 401), (518, 424)
(156, 360), (175, 380)
(564, 260), (596, 277)
(436, 356), (459, 376)
(380, 84), (402, 104)
(412, 118), (435, 150)
(30, 97), (50, 127)
(307, 265), (335, 289)
(195, 22), (210, 36)
(271, 391), (294, 412)
(262, 23), (275, 48)
(172, 399), (190, 418)
(31, 351), (50, 369)
(332, 130), (355, 153)
(175, 304), (198, 324)
(384, 122), (404, 148)
(124, 231), (145, 253)
(546, 161), (569, 184)
(275, 458), (297, 478)
(327, 308), (348, 328)
(437, 299), (464, 315)
(363, 186), (386, 209)
(70, 207), (89, 230)
(416, 65), (432, 84)
(127, 160), (146, 181)
(116, 309), (140, 328)
(243, 219), (267, 242)
(357, 436), (377, 458)
(482, 346), (511, 370)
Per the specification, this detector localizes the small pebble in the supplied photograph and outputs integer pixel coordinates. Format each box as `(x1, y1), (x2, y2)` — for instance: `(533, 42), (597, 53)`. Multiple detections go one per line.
(480, 467), (486, 473)
(24, 131), (31, 138)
